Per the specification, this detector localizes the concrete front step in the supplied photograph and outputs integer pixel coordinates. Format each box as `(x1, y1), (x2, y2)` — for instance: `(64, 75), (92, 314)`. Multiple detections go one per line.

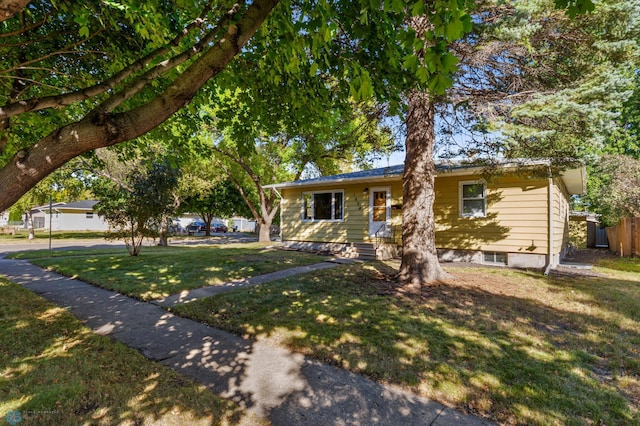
(351, 243), (380, 260)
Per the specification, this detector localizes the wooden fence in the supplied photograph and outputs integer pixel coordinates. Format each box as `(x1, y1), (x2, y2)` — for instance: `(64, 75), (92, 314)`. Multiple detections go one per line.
(606, 217), (640, 257)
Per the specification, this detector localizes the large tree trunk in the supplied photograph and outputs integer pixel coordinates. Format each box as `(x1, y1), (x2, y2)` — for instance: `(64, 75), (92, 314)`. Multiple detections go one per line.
(158, 215), (170, 247)
(398, 89), (450, 287)
(202, 212), (214, 237)
(257, 219), (272, 243)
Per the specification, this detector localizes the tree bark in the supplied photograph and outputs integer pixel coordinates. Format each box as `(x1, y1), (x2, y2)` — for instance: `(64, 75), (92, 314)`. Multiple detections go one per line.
(398, 89), (450, 287)
(0, 0), (279, 212)
(202, 212), (214, 237)
(0, 0), (31, 23)
(258, 220), (272, 243)
(158, 215), (170, 247)
(220, 160), (279, 243)
(25, 210), (34, 240)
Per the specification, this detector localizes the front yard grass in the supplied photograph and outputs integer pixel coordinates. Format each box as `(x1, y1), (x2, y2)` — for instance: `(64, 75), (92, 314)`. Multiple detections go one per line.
(173, 258), (640, 425)
(0, 230), (108, 240)
(22, 243), (329, 300)
(0, 277), (266, 426)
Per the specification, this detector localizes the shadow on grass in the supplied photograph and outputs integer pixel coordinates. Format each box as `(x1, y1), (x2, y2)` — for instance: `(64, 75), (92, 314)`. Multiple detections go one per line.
(0, 278), (257, 425)
(1, 263), (467, 426)
(27, 246), (329, 300)
(175, 263), (640, 425)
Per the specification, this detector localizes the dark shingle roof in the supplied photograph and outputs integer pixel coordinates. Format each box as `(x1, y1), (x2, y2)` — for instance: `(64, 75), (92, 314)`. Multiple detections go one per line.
(57, 200), (99, 210)
(265, 162), (491, 189)
(264, 160), (586, 194)
(295, 164), (405, 185)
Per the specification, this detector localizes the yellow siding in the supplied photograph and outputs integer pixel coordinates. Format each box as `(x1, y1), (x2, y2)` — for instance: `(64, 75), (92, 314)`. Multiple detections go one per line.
(281, 183), (370, 243)
(280, 171), (557, 255)
(552, 178), (570, 254)
(433, 174), (549, 254)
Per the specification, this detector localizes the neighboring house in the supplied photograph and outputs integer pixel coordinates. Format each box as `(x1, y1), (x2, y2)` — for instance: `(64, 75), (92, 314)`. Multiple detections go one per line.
(265, 161), (586, 270)
(174, 214), (200, 231)
(27, 202), (64, 229)
(569, 211), (608, 249)
(33, 200), (110, 231)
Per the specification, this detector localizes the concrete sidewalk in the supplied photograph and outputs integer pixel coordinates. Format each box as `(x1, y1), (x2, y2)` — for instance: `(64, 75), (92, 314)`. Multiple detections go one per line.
(0, 257), (492, 426)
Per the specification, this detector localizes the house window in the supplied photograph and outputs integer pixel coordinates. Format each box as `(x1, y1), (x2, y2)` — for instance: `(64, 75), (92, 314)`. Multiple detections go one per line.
(459, 181), (486, 218)
(372, 191), (387, 222)
(302, 191), (344, 221)
(86, 212), (94, 219)
(484, 251), (507, 265)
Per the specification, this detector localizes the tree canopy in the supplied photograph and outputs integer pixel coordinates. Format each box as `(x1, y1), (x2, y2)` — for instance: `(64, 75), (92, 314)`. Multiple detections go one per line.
(585, 154), (640, 226)
(0, 0), (278, 211)
(0, 0), (602, 213)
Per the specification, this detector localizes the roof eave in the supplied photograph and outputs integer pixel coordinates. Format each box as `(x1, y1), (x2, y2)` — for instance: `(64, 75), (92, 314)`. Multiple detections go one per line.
(560, 166), (586, 195)
(266, 161), (587, 193)
(264, 174), (401, 190)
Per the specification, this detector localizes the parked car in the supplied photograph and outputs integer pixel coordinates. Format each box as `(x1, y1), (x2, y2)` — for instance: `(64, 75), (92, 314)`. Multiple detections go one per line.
(186, 221), (206, 234)
(213, 223), (228, 233)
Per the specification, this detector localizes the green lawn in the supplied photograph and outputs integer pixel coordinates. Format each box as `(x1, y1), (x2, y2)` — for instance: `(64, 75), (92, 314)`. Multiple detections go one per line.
(172, 258), (640, 426)
(0, 277), (266, 426)
(0, 230), (108, 240)
(23, 244), (329, 300)
(11, 243), (639, 424)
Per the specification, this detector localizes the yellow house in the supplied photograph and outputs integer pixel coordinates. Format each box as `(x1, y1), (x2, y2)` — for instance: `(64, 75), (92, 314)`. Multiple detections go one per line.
(266, 161), (586, 270)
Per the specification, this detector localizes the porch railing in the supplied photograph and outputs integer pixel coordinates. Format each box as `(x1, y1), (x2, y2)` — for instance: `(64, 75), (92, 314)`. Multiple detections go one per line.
(374, 223), (401, 249)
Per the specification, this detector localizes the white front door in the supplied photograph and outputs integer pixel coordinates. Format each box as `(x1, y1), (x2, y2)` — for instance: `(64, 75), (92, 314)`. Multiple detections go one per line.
(369, 187), (390, 238)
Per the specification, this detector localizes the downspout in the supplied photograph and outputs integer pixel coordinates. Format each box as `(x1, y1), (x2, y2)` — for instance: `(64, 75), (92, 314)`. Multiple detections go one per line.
(544, 168), (554, 275)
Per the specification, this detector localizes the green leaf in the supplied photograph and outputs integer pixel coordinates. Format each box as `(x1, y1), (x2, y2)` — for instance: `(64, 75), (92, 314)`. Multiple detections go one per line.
(444, 17), (464, 41)
(359, 71), (373, 99)
(349, 77), (361, 99)
(360, 8), (368, 26)
(428, 73), (453, 95)
(310, 62), (319, 76)
(416, 66), (430, 84)
(554, 0), (596, 18)
(403, 55), (419, 72)
(411, 1), (426, 16)
(441, 52), (459, 74)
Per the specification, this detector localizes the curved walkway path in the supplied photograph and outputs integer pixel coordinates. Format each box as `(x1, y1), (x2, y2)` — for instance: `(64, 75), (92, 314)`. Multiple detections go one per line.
(0, 251), (492, 426)
(152, 260), (345, 307)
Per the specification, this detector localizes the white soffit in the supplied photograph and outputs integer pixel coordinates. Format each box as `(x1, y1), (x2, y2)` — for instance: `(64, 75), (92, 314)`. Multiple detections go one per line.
(560, 167), (586, 195)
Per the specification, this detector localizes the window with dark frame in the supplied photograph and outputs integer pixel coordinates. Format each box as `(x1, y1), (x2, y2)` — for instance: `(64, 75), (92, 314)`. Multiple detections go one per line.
(483, 251), (507, 264)
(302, 191), (344, 221)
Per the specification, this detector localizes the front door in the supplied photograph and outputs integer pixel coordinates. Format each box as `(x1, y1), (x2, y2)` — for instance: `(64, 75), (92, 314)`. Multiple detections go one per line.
(369, 187), (390, 238)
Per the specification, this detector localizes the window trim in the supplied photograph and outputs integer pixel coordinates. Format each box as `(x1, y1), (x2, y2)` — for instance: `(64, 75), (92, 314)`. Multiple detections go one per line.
(483, 251), (507, 265)
(459, 180), (487, 218)
(368, 186), (391, 237)
(301, 190), (345, 222)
